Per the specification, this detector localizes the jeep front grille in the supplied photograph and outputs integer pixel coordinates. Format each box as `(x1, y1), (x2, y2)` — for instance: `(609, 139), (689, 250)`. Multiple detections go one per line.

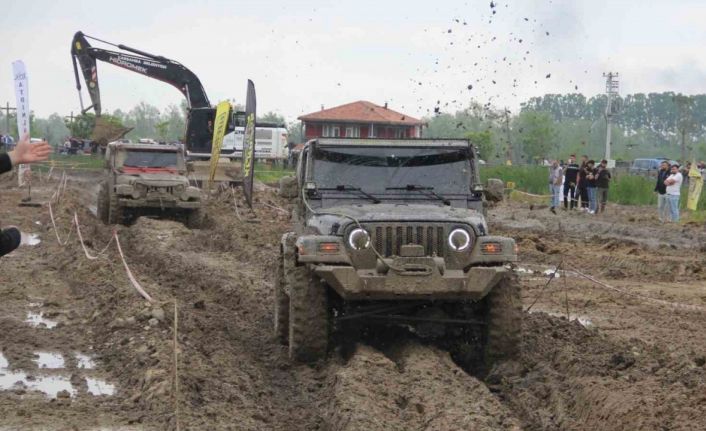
(367, 223), (448, 257)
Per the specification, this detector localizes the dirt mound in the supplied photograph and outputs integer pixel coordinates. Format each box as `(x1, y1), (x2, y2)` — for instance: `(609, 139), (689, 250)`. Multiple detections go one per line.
(491, 312), (706, 431)
(326, 343), (520, 431)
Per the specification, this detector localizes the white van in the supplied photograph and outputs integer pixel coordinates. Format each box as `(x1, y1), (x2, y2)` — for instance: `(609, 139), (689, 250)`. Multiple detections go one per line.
(222, 124), (289, 161)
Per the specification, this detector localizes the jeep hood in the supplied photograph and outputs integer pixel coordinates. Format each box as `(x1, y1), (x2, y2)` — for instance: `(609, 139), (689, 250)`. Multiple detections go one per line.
(306, 203), (488, 236)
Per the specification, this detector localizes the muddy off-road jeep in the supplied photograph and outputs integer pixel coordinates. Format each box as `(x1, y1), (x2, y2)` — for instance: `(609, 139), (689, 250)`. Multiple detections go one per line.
(97, 142), (203, 227)
(275, 138), (521, 366)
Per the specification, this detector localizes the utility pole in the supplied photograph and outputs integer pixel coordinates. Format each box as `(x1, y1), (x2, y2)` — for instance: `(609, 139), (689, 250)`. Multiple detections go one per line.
(503, 107), (513, 164)
(64, 111), (76, 136)
(603, 72), (619, 161)
(1, 102), (16, 135)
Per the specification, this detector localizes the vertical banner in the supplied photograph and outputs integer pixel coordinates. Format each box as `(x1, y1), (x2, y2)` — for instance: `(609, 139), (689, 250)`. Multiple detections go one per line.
(242, 80), (256, 208)
(12, 60), (29, 187)
(687, 162), (703, 211)
(208, 101), (231, 186)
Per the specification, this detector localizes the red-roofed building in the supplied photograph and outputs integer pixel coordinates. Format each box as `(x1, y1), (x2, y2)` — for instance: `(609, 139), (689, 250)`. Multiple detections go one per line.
(298, 101), (425, 140)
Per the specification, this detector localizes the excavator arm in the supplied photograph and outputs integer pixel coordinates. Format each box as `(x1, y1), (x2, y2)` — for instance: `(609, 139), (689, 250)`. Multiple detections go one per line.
(71, 31), (210, 115)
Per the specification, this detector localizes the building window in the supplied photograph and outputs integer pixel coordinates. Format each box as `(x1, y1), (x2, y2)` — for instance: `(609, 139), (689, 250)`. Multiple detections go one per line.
(345, 126), (360, 138)
(323, 124), (341, 137)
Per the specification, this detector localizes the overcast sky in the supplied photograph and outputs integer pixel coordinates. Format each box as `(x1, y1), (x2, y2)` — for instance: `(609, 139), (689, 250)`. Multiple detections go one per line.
(1, 0), (706, 121)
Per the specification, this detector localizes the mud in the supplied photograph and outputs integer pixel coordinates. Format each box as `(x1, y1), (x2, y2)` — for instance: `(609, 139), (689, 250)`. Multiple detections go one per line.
(0, 175), (704, 430)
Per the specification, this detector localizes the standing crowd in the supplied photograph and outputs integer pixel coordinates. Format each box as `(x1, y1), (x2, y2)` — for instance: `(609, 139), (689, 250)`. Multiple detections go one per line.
(548, 155), (612, 215)
(549, 155), (687, 222)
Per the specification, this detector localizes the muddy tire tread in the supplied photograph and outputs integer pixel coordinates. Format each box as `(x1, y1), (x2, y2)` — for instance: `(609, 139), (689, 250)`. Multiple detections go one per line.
(274, 255), (289, 345)
(484, 273), (522, 367)
(288, 264), (328, 363)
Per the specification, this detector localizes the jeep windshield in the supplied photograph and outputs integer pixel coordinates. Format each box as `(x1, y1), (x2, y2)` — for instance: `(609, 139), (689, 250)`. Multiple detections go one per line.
(311, 145), (472, 196)
(121, 150), (179, 169)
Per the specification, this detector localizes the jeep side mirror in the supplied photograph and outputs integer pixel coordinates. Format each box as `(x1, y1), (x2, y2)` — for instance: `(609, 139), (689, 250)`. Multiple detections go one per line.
(279, 175), (298, 198)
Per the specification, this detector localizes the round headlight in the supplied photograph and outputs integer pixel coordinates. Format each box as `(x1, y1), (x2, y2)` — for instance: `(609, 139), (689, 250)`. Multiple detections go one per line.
(348, 228), (371, 250)
(448, 228), (471, 251)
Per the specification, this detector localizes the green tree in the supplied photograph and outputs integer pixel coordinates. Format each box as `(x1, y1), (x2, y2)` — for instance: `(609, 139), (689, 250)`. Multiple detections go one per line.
(466, 130), (494, 160)
(514, 111), (556, 163)
(259, 111), (286, 125)
(287, 120), (304, 143)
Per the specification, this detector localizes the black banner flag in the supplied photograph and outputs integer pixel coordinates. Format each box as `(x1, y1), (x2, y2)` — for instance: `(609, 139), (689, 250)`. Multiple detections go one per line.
(242, 80), (256, 207)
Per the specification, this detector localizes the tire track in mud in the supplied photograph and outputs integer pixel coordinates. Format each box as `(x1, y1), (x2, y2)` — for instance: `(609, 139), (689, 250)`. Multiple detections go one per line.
(112, 196), (525, 431)
(37, 186), (706, 430)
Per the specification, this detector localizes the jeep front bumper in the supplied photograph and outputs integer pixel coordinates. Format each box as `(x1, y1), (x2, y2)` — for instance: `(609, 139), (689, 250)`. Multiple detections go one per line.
(314, 260), (508, 301)
(118, 198), (201, 209)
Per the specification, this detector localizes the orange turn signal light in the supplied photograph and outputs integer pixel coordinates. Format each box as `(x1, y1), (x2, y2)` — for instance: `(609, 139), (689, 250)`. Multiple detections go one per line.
(318, 242), (340, 253)
(480, 242), (502, 254)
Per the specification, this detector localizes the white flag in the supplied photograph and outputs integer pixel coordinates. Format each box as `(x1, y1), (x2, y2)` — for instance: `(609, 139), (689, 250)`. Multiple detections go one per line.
(12, 60), (29, 187)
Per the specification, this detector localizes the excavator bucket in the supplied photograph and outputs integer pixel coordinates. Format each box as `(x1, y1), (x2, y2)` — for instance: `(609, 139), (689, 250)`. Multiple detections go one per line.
(91, 116), (132, 147)
(187, 158), (242, 186)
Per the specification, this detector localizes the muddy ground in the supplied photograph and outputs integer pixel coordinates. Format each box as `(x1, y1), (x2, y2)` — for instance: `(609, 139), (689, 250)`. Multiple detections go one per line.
(0, 173), (704, 430)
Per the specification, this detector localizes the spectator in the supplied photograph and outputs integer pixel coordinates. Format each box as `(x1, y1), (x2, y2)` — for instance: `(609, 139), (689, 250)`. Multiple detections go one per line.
(585, 160), (597, 214)
(595, 159), (612, 213)
(563, 154), (580, 210)
(681, 162), (691, 188)
(548, 160), (563, 214)
(577, 155), (589, 210)
(0, 135), (52, 257)
(664, 164), (683, 223)
(654, 160), (670, 222)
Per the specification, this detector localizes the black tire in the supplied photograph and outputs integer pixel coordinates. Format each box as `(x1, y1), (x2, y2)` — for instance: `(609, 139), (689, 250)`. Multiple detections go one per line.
(107, 187), (124, 225)
(273, 254), (289, 345)
(483, 273), (522, 369)
(288, 264), (329, 363)
(186, 208), (204, 229)
(97, 183), (109, 224)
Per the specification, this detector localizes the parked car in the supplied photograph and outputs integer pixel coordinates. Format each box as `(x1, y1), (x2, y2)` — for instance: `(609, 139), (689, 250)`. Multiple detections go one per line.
(629, 158), (676, 177)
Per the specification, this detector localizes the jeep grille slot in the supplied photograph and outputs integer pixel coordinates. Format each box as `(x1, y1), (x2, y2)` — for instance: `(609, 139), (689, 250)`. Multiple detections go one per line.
(363, 223), (452, 257)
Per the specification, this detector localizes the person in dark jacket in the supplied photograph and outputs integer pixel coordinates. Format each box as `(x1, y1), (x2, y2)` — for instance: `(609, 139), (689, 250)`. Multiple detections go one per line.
(654, 160), (670, 222)
(577, 155), (589, 210)
(563, 154), (580, 210)
(0, 134), (51, 257)
(595, 159), (612, 213)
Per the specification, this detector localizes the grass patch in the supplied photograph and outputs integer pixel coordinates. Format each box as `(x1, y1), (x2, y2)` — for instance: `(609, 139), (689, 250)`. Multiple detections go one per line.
(254, 162), (294, 184)
(480, 165), (706, 210)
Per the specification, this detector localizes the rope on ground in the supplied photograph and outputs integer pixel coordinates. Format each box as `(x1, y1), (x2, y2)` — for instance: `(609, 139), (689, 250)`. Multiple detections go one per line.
(73, 212), (113, 260)
(508, 189), (553, 198)
(525, 260), (562, 312)
(567, 267), (706, 313)
(113, 231), (155, 304)
(259, 201), (288, 214)
(48, 201), (75, 246)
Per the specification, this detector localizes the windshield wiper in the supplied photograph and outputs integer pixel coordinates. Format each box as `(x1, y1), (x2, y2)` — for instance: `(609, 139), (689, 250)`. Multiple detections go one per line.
(318, 185), (380, 204)
(385, 184), (451, 205)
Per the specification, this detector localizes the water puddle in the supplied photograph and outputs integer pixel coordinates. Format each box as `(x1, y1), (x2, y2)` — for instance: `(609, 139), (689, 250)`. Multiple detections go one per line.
(0, 353), (75, 398)
(34, 352), (65, 369)
(25, 311), (58, 329)
(76, 353), (96, 369)
(86, 377), (116, 396)
(20, 232), (41, 246)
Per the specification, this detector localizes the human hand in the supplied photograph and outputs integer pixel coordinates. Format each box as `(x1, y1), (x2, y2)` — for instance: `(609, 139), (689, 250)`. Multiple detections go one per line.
(8, 134), (52, 165)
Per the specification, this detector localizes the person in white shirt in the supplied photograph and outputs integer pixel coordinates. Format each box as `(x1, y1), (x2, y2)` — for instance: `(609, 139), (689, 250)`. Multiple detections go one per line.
(664, 164), (683, 223)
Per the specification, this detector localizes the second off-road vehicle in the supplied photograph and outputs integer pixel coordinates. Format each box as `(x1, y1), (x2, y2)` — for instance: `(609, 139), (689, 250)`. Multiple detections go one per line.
(97, 141), (203, 227)
(276, 138), (521, 368)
